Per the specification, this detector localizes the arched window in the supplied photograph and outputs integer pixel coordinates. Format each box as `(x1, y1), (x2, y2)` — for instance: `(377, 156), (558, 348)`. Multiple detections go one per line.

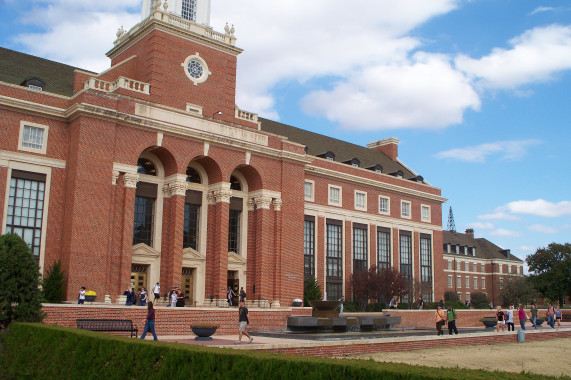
(229, 175), (241, 191)
(186, 167), (201, 183)
(137, 158), (157, 176)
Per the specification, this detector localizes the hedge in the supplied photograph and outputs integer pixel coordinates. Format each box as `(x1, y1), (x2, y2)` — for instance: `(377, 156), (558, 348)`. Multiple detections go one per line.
(0, 323), (560, 380)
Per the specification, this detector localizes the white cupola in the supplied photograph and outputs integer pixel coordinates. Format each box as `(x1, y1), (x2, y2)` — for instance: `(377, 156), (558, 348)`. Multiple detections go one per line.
(142, 0), (211, 26)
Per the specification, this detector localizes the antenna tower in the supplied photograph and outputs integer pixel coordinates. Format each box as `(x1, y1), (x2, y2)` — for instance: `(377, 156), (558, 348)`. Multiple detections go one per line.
(447, 207), (456, 233)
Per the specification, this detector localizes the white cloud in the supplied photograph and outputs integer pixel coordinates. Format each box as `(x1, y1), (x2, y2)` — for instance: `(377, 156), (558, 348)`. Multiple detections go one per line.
(529, 7), (557, 16)
(527, 224), (558, 234)
(518, 245), (537, 253)
(478, 211), (521, 222)
(455, 24), (571, 89)
(504, 199), (571, 218)
(301, 52), (480, 130)
(490, 228), (522, 237)
(467, 222), (495, 230)
(434, 139), (542, 162)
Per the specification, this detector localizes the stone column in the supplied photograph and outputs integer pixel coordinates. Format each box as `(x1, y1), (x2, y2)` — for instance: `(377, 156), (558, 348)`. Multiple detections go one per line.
(160, 179), (187, 292)
(252, 195), (273, 307)
(205, 186), (232, 305)
(271, 197), (282, 308)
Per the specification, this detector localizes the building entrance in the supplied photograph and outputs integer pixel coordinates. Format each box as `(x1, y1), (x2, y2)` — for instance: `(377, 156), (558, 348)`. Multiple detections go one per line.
(131, 264), (148, 305)
(227, 270), (239, 306)
(182, 267), (194, 306)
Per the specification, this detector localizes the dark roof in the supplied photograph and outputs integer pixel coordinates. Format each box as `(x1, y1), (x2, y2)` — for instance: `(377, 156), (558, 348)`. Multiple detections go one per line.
(0, 47), (88, 96)
(443, 230), (522, 262)
(259, 117), (416, 179)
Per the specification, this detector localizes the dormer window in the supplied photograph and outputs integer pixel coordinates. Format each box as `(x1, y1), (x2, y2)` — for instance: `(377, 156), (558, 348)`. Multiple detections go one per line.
(366, 164), (383, 173)
(316, 151), (335, 161)
(409, 175), (424, 183)
(342, 158), (360, 167)
(389, 170), (404, 178)
(21, 77), (46, 91)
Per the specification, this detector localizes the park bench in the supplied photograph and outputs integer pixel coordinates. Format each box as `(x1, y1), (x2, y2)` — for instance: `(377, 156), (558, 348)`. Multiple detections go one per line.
(76, 319), (138, 338)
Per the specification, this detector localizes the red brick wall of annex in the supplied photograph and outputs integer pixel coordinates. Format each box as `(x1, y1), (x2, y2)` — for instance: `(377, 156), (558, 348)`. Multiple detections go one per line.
(42, 305), (312, 336)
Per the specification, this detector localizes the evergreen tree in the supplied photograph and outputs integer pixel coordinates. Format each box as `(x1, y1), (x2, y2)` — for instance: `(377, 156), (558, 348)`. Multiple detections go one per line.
(303, 276), (322, 306)
(0, 234), (45, 328)
(42, 259), (66, 303)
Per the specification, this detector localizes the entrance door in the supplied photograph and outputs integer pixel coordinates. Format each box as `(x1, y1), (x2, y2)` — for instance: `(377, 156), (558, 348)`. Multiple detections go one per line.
(182, 268), (194, 306)
(227, 270), (239, 305)
(131, 264), (148, 303)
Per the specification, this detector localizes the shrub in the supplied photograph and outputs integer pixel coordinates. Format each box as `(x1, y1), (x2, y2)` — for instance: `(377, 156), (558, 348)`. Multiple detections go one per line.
(303, 277), (322, 307)
(471, 292), (491, 309)
(0, 234), (45, 328)
(42, 260), (66, 303)
(444, 291), (460, 302)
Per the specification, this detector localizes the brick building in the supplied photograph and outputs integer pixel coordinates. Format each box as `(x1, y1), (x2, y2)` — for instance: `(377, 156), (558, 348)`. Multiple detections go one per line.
(0, 0), (445, 306)
(443, 229), (524, 305)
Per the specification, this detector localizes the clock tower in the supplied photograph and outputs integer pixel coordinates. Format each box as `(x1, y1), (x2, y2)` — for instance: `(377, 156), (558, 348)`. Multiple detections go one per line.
(105, 0), (254, 128)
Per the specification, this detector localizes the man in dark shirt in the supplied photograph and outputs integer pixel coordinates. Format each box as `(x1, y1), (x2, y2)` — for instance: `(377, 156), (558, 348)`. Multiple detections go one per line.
(236, 301), (253, 344)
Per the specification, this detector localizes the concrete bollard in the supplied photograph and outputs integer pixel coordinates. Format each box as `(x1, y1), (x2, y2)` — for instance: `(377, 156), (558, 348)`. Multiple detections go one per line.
(517, 329), (525, 343)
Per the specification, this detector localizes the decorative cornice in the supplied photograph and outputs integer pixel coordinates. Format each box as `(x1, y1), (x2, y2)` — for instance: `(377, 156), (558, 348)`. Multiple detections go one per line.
(306, 165), (447, 203)
(207, 189), (232, 204)
(0, 149), (66, 169)
(123, 172), (140, 188)
(253, 196), (272, 210)
(163, 180), (187, 197)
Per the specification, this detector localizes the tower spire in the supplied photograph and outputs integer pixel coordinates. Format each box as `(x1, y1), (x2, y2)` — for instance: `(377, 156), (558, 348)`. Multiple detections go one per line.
(447, 207), (456, 233)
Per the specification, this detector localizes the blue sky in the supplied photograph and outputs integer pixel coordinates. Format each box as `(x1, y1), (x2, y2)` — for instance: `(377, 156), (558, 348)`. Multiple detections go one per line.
(1, 1), (570, 267)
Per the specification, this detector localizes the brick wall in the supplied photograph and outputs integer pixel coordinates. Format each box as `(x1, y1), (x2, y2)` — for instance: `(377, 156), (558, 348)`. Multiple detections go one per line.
(43, 304), (312, 335)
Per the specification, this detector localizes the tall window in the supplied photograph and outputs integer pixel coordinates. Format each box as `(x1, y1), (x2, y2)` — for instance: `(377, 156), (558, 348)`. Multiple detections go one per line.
(354, 191), (366, 211)
(304, 217), (315, 278)
(304, 181), (314, 201)
(421, 205), (430, 222)
(379, 196), (389, 214)
(326, 220), (343, 300)
(228, 209), (241, 254)
(353, 224), (367, 271)
(420, 235), (432, 301)
(328, 185), (341, 206)
(181, 0), (197, 21)
(133, 196), (155, 246)
(183, 203), (199, 250)
(6, 170), (46, 258)
(482, 277), (486, 289)
(399, 232), (412, 279)
(377, 228), (391, 269)
(401, 201), (411, 218)
(448, 275), (453, 288)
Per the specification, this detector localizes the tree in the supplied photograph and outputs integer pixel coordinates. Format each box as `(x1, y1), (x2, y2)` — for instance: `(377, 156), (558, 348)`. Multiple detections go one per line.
(303, 276), (322, 307)
(444, 291), (460, 302)
(0, 234), (45, 328)
(498, 276), (538, 307)
(376, 267), (409, 305)
(526, 242), (571, 307)
(470, 292), (490, 309)
(42, 259), (66, 303)
(351, 268), (372, 311)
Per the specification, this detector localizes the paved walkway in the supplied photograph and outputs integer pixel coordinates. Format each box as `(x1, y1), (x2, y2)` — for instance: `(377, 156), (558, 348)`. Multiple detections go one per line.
(152, 323), (571, 354)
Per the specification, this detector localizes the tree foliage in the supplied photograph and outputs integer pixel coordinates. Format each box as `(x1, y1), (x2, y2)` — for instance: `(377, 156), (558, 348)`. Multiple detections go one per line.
(303, 276), (322, 307)
(470, 292), (490, 309)
(526, 242), (571, 307)
(498, 275), (538, 307)
(444, 291), (459, 302)
(351, 266), (410, 311)
(0, 234), (45, 328)
(42, 259), (66, 303)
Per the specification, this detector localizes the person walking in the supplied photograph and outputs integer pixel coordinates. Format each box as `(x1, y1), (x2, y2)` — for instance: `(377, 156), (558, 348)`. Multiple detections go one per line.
(152, 282), (160, 302)
(506, 305), (515, 331)
(339, 296), (345, 315)
(170, 287), (178, 307)
(518, 304), (527, 330)
(227, 287), (236, 306)
(496, 306), (506, 332)
(435, 305), (446, 336)
(235, 300), (253, 344)
(555, 306), (562, 328)
(140, 301), (158, 341)
(78, 286), (86, 304)
(418, 297), (425, 310)
(546, 303), (556, 329)
(239, 287), (246, 302)
(447, 305), (458, 335)
(530, 304), (538, 329)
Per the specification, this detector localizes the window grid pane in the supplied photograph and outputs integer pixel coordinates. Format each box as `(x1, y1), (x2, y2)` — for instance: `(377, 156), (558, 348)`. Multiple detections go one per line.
(6, 177), (45, 258)
(228, 209), (241, 254)
(304, 220), (315, 277)
(133, 196), (155, 246)
(181, 0), (197, 21)
(420, 237), (432, 301)
(326, 223), (342, 279)
(183, 203), (200, 250)
(377, 230), (391, 269)
(379, 197), (388, 213)
(22, 125), (44, 149)
(399, 234), (412, 279)
(353, 226), (367, 271)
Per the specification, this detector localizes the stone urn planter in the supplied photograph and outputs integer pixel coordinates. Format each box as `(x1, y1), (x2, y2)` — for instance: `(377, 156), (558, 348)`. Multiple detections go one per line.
(479, 317), (497, 328)
(292, 298), (303, 307)
(191, 325), (218, 341)
(85, 291), (96, 302)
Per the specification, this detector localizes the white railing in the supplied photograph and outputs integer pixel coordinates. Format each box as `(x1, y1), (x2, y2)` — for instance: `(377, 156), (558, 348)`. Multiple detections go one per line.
(84, 77), (150, 95)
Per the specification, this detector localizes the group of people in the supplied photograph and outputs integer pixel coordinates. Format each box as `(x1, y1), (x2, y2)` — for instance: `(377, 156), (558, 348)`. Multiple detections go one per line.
(226, 286), (247, 306)
(512, 303), (562, 330)
(123, 286), (152, 306)
(435, 304), (459, 335)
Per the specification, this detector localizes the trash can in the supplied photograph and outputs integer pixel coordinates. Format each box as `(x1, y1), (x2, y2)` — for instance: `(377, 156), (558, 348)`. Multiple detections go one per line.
(517, 330), (525, 343)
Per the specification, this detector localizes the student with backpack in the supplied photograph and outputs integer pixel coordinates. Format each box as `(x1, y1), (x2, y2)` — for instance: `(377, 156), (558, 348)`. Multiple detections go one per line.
(447, 305), (458, 335)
